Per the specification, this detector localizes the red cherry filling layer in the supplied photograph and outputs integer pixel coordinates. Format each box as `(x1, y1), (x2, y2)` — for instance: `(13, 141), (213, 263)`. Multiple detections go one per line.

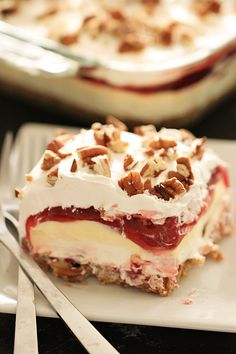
(25, 166), (228, 253)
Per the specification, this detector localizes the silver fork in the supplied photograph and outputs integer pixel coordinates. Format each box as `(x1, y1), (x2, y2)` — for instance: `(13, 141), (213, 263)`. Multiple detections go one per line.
(0, 132), (38, 354)
(0, 128), (119, 354)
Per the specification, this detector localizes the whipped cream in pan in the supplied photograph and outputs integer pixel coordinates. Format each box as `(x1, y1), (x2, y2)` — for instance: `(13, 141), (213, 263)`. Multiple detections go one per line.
(18, 126), (223, 237)
(3, 0), (236, 86)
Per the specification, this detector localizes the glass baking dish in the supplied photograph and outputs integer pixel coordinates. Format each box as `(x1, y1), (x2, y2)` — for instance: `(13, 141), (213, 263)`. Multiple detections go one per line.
(0, 0), (236, 126)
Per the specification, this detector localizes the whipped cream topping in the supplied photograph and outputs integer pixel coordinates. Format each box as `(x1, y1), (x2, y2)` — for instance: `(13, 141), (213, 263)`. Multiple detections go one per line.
(18, 124), (223, 236)
(3, 0), (236, 86)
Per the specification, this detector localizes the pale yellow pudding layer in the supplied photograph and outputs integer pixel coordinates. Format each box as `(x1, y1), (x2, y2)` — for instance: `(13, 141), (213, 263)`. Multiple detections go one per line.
(29, 181), (227, 278)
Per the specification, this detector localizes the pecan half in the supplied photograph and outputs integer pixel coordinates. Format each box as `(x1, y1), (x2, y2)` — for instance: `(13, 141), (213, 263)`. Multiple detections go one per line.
(140, 158), (166, 178)
(41, 150), (61, 171)
(92, 156), (111, 177)
(134, 125), (157, 136)
(106, 115), (128, 131)
(151, 177), (186, 201)
(118, 171), (144, 196)
(47, 168), (58, 186)
(124, 154), (138, 171)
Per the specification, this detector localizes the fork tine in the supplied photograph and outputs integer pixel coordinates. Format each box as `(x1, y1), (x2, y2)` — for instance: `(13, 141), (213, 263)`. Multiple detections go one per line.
(0, 132), (13, 195)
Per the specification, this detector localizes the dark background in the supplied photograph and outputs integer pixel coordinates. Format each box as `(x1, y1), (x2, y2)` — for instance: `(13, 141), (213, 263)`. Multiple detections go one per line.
(0, 90), (236, 354)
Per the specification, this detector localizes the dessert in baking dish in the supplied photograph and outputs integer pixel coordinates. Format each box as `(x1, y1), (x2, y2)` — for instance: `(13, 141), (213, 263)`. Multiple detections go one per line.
(17, 117), (232, 295)
(1, 0), (236, 124)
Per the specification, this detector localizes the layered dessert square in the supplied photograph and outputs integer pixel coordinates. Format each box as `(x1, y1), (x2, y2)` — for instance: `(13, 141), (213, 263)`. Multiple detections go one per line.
(17, 117), (232, 295)
(1, 0), (236, 124)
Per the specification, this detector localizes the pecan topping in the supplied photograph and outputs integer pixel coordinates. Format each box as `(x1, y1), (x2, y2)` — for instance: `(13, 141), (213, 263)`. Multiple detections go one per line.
(149, 138), (177, 150)
(92, 156), (111, 177)
(118, 171), (144, 196)
(140, 158), (166, 178)
(106, 115), (128, 131)
(41, 150), (61, 171)
(77, 145), (109, 166)
(134, 125), (157, 136)
(124, 154), (138, 171)
(47, 168), (58, 186)
(15, 188), (23, 199)
(176, 157), (193, 179)
(151, 177), (186, 201)
(70, 159), (78, 173)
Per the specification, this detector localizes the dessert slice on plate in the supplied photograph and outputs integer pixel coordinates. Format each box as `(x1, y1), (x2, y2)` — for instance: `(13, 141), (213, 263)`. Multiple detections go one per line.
(17, 117), (232, 296)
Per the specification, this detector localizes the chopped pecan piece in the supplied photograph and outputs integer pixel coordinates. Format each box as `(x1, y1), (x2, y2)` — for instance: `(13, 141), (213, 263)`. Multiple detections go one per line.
(144, 178), (152, 192)
(106, 115), (128, 131)
(151, 177), (186, 201)
(70, 159), (78, 173)
(159, 147), (177, 161)
(47, 134), (72, 154)
(15, 188), (23, 199)
(110, 139), (128, 153)
(92, 156), (111, 177)
(140, 158), (166, 178)
(109, 9), (125, 21)
(194, 0), (221, 16)
(176, 157), (193, 180)
(77, 145), (108, 166)
(191, 137), (206, 160)
(149, 138), (177, 150)
(124, 154), (138, 171)
(59, 33), (79, 46)
(118, 171), (144, 196)
(0, 0), (18, 15)
(25, 174), (33, 182)
(41, 150), (61, 171)
(134, 125), (157, 136)
(119, 33), (145, 53)
(47, 168), (58, 186)
(144, 148), (155, 157)
(167, 171), (191, 191)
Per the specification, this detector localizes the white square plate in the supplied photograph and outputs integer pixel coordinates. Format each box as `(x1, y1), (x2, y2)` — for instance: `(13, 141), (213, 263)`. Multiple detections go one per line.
(0, 123), (236, 332)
